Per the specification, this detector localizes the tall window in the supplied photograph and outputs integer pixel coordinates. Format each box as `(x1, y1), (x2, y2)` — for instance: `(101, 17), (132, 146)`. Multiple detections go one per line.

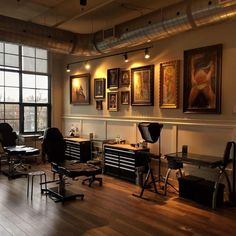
(0, 42), (50, 133)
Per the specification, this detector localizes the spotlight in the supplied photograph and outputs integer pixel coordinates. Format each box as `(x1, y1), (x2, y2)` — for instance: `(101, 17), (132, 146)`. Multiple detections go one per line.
(85, 61), (90, 70)
(66, 64), (70, 72)
(144, 48), (150, 59)
(124, 53), (129, 63)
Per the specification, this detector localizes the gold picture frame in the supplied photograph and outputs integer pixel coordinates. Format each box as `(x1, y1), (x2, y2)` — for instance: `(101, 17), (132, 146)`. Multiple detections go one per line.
(159, 60), (180, 109)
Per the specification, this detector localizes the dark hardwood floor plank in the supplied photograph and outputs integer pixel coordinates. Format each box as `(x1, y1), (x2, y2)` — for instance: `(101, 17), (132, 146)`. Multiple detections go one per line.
(1, 163), (236, 236)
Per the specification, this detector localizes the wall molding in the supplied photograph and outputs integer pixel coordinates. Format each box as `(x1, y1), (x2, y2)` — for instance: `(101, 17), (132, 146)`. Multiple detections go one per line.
(62, 114), (236, 129)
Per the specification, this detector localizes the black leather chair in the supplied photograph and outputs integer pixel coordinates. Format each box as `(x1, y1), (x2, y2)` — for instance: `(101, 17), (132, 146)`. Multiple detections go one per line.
(42, 127), (102, 202)
(0, 123), (17, 147)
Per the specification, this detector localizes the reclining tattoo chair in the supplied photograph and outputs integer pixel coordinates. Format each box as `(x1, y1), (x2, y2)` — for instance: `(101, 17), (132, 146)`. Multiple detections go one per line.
(42, 127), (102, 202)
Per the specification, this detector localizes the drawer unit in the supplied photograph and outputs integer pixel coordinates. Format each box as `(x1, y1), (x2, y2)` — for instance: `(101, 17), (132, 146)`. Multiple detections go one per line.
(65, 138), (91, 163)
(104, 144), (149, 183)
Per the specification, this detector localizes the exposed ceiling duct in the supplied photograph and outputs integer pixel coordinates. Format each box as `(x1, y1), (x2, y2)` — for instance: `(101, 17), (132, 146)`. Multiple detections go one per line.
(0, 0), (236, 56)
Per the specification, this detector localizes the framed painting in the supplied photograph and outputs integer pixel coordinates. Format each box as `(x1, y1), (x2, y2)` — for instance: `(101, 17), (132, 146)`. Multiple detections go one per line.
(120, 70), (130, 87)
(183, 44), (222, 113)
(70, 73), (90, 104)
(121, 91), (129, 105)
(94, 78), (105, 99)
(159, 60), (180, 109)
(107, 91), (118, 111)
(96, 100), (103, 110)
(107, 68), (120, 89)
(131, 65), (154, 106)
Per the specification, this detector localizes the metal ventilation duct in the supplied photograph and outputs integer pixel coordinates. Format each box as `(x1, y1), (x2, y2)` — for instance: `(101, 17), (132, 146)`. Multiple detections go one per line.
(0, 0), (236, 55)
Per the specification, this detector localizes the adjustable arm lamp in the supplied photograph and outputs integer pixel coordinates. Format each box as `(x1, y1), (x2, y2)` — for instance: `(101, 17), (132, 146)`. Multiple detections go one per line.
(133, 122), (163, 198)
(138, 122), (163, 155)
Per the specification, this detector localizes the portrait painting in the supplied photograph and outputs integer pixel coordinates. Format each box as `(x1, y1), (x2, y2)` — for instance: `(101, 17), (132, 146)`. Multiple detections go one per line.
(70, 73), (90, 105)
(107, 68), (120, 89)
(121, 91), (129, 105)
(183, 44), (222, 113)
(107, 91), (118, 111)
(131, 65), (154, 106)
(120, 70), (130, 87)
(160, 60), (180, 109)
(94, 78), (105, 99)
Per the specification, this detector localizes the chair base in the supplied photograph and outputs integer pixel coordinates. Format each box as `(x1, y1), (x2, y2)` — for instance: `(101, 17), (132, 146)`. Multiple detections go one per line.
(82, 176), (103, 187)
(46, 186), (84, 203)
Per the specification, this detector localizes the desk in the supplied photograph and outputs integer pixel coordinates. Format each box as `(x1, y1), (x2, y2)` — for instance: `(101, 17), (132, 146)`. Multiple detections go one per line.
(164, 152), (232, 209)
(3, 145), (40, 179)
(104, 144), (149, 183)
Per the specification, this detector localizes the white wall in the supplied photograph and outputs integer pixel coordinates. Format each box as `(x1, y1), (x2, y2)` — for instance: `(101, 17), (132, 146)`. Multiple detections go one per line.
(59, 19), (236, 182)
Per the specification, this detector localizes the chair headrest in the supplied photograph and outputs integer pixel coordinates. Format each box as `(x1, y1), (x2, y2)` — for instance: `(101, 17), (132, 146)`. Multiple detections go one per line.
(43, 127), (64, 141)
(0, 123), (13, 133)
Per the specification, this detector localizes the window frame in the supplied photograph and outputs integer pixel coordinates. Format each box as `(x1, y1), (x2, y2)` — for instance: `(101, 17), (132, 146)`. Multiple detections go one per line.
(0, 42), (51, 134)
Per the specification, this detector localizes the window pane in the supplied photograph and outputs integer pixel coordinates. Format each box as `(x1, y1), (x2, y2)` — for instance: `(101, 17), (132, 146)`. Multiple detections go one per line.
(36, 48), (47, 59)
(5, 43), (19, 55)
(5, 104), (20, 119)
(23, 88), (35, 103)
(0, 43), (3, 52)
(22, 56), (35, 71)
(36, 89), (48, 103)
(5, 87), (19, 102)
(5, 72), (19, 87)
(0, 87), (4, 102)
(36, 75), (48, 89)
(5, 54), (19, 68)
(37, 106), (47, 131)
(0, 104), (4, 119)
(24, 106), (35, 132)
(0, 53), (3, 65)
(6, 119), (19, 133)
(22, 73), (35, 88)
(36, 58), (47, 73)
(0, 71), (4, 85)
(22, 46), (35, 57)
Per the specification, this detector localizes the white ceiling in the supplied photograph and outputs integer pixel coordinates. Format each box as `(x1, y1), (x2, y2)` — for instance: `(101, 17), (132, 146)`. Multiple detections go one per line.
(0, 0), (182, 33)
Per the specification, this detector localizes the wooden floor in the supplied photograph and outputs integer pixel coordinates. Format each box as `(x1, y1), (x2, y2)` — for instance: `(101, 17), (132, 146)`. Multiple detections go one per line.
(0, 163), (236, 236)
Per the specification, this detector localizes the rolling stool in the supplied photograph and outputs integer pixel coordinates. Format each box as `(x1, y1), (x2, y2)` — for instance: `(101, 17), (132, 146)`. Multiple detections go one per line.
(27, 171), (47, 199)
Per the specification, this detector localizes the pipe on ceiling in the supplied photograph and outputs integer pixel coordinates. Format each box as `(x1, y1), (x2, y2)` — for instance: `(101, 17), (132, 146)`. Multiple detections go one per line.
(0, 0), (236, 55)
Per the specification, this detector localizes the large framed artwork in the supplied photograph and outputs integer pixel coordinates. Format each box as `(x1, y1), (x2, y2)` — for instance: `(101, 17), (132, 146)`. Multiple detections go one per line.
(94, 78), (105, 99)
(70, 73), (90, 104)
(131, 65), (154, 106)
(107, 91), (118, 111)
(159, 60), (180, 109)
(107, 68), (120, 89)
(183, 44), (222, 113)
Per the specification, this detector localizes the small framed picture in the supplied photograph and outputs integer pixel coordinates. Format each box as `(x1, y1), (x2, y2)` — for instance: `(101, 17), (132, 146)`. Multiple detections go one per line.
(121, 91), (129, 105)
(120, 70), (130, 87)
(107, 68), (120, 89)
(96, 100), (103, 110)
(94, 78), (105, 99)
(107, 91), (118, 111)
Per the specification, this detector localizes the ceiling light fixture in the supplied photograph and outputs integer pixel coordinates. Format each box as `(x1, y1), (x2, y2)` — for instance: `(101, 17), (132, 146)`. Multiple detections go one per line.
(144, 48), (150, 59)
(85, 61), (91, 70)
(124, 53), (129, 63)
(66, 64), (71, 72)
(65, 46), (152, 71)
